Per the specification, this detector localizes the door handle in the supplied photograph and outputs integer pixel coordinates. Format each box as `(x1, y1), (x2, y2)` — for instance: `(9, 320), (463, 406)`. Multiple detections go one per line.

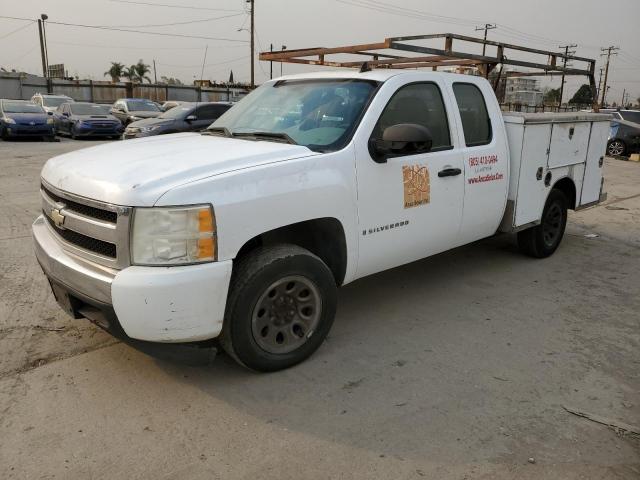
(438, 168), (462, 178)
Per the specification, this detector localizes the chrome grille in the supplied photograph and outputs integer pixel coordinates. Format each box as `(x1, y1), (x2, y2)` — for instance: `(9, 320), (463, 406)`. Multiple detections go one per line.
(40, 181), (131, 269)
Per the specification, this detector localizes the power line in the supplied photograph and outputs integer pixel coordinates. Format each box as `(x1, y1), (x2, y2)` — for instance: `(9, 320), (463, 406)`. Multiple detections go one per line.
(106, 13), (244, 29)
(107, 0), (243, 12)
(0, 19), (35, 40)
(49, 40), (245, 50)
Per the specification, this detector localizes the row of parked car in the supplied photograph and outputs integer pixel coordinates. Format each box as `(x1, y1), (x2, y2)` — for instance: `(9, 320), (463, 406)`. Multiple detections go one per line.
(0, 93), (233, 141)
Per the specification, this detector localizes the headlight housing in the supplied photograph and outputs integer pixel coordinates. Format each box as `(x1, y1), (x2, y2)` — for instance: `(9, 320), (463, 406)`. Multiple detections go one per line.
(131, 205), (217, 266)
(3, 117), (16, 124)
(141, 125), (162, 133)
(47, 118), (54, 125)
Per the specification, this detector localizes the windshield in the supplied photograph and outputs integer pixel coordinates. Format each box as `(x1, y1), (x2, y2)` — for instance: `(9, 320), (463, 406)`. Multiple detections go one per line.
(43, 97), (71, 108)
(71, 104), (110, 115)
(2, 101), (45, 114)
(209, 79), (379, 151)
(620, 111), (640, 124)
(126, 100), (160, 112)
(159, 105), (192, 119)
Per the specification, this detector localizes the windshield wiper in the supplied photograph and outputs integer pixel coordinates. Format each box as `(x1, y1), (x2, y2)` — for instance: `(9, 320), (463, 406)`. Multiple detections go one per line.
(204, 126), (232, 137)
(231, 131), (298, 145)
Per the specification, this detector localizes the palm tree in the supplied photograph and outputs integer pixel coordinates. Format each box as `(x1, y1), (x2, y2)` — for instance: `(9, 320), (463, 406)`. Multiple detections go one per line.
(133, 60), (152, 83)
(104, 62), (125, 83)
(123, 65), (138, 83)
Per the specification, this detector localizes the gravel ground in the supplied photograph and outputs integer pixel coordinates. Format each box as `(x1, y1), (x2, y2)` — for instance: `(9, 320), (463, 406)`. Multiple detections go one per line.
(0, 138), (638, 479)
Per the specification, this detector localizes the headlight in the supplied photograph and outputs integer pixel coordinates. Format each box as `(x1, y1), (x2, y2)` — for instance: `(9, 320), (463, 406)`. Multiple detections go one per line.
(47, 118), (54, 125)
(131, 205), (217, 265)
(141, 125), (162, 133)
(3, 117), (16, 124)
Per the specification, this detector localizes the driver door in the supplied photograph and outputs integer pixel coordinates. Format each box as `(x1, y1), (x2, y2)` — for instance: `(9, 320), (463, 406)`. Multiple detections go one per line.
(355, 80), (465, 278)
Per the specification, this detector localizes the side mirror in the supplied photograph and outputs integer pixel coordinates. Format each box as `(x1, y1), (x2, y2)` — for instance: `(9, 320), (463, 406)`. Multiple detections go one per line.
(63, 112), (70, 117)
(185, 115), (197, 122)
(369, 123), (433, 163)
(47, 111), (54, 116)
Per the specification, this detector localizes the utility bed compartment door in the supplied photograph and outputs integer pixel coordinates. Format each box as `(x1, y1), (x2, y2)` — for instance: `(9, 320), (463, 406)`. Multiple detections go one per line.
(548, 122), (591, 168)
(581, 121), (609, 205)
(514, 124), (551, 226)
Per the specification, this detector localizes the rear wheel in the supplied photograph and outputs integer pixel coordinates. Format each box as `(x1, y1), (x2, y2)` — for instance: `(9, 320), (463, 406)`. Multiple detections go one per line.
(607, 139), (626, 157)
(517, 189), (568, 258)
(221, 244), (337, 372)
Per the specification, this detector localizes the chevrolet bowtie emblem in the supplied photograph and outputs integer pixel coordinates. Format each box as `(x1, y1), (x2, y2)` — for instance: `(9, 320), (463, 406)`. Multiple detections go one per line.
(50, 208), (65, 228)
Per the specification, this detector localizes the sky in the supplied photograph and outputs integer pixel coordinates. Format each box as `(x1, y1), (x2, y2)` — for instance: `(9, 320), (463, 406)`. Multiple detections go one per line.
(1, 0), (639, 104)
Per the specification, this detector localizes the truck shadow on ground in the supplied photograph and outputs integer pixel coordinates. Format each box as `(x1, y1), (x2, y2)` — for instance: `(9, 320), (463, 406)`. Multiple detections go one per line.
(120, 230), (638, 465)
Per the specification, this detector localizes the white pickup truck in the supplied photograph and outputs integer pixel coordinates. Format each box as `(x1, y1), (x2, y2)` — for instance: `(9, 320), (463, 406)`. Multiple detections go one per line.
(33, 70), (609, 371)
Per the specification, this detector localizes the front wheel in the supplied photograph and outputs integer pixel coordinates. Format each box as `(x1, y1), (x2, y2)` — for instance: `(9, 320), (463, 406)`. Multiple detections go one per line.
(607, 139), (626, 157)
(221, 244), (337, 372)
(517, 189), (568, 258)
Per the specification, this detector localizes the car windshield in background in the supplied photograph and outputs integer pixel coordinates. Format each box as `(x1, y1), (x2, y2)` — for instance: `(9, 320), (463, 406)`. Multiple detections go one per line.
(126, 100), (160, 112)
(2, 101), (44, 114)
(209, 79), (379, 152)
(620, 111), (640, 124)
(43, 97), (70, 108)
(159, 105), (192, 119)
(71, 104), (110, 115)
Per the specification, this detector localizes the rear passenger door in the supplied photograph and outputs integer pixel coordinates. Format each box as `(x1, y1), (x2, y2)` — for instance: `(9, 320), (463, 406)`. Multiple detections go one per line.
(355, 79), (465, 278)
(452, 82), (509, 244)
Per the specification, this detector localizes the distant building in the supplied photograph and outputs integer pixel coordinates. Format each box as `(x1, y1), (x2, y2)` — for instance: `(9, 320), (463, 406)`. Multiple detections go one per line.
(503, 77), (543, 106)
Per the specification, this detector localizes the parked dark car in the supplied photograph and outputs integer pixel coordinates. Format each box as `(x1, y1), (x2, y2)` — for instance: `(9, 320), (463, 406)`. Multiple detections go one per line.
(123, 102), (232, 139)
(109, 98), (162, 126)
(607, 118), (640, 157)
(55, 102), (124, 139)
(0, 99), (55, 141)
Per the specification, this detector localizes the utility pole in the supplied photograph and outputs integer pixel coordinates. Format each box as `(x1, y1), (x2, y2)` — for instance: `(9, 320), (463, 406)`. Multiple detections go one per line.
(558, 44), (577, 106)
(475, 23), (496, 56)
(269, 44), (273, 80)
(600, 46), (619, 107)
(281, 45), (286, 76)
(153, 59), (158, 83)
(37, 19), (47, 77)
(249, 0), (255, 88)
(41, 14), (49, 77)
(621, 88), (626, 108)
(596, 67), (604, 100)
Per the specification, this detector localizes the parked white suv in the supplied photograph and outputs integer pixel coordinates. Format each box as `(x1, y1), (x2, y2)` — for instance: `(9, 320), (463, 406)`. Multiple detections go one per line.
(31, 93), (75, 114)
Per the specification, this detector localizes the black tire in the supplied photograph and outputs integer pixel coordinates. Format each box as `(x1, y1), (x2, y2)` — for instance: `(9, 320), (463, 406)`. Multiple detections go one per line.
(221, 244), (337, 372)
(70, 126), (78, 140)
(607, 139), (626, 157)
(517, 189), (568, 258)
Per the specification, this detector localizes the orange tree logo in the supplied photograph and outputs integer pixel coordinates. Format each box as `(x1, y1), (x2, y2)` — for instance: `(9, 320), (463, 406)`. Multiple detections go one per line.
(402, 164), (430, 209)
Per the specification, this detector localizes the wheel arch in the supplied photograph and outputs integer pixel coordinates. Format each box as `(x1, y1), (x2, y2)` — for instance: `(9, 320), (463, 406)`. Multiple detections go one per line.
(551, 176), (577, 210)
(234, 217), (348, 286)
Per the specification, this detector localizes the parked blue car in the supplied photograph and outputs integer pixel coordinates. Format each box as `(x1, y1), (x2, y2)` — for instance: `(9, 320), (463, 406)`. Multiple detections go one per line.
(54, 102), (124, 139)
(0, 99), (55, 140)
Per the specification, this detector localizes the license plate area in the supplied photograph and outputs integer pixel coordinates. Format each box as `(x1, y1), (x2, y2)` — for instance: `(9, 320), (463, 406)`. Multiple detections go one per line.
(48, 280), (82, 319)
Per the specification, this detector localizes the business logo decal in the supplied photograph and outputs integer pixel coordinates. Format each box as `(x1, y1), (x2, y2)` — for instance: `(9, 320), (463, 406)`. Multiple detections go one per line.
(402, 164), (430, 209)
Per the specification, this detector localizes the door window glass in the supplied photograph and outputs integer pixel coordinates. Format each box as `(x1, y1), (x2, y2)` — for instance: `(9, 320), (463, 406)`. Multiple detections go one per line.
(372, 83), (451, 151)
(453, 83), (492, 146)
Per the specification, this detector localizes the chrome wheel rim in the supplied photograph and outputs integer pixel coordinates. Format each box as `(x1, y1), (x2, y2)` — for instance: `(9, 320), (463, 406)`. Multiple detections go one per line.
(251, 275), (322, 354)
(542, 203), (563, 247)
(608, 141), (624, 156)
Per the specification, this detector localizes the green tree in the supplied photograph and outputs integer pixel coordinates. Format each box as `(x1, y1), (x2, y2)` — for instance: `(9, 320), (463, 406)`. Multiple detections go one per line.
(569, 84), (594, 105)
(104, 61), (125, 82)
(133, 60), (152, 83)
(122, 65), (138, 82)
(544, 87), (561, 104)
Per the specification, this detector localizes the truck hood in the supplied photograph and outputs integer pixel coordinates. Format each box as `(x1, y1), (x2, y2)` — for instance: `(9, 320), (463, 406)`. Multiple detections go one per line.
(41, 132), (318, 206)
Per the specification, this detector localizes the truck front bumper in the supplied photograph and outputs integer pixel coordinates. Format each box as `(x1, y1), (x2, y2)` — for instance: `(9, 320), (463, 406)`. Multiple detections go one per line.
(33, 215), (233, 343)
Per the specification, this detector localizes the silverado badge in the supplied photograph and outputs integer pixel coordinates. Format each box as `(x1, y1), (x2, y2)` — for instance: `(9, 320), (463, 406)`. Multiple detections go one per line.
(50, 208), (65, 228)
